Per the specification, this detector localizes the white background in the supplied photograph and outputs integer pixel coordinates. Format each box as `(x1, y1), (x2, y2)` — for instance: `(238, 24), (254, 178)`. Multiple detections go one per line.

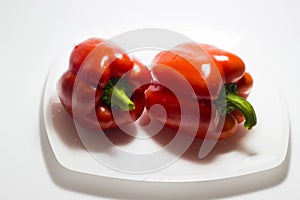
(0, 0), (299, 199)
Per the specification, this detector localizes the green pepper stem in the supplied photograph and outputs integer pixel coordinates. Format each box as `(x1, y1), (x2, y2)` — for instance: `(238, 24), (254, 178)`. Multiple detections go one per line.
(226, 93), (257, 130)
(101, 78), (135, 111)
(216, 83), (257, 130)
(111, 86), (135, 111)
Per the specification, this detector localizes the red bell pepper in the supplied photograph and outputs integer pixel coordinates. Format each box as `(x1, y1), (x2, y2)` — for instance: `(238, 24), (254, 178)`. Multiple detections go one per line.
(57, 38), (151, 130)
(145, 42), (256, 139)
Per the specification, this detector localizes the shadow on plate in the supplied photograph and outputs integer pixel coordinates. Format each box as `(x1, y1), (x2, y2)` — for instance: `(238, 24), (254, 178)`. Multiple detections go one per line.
(51, 102), (254, 163)
(51, 103), (135, 152)
(139, 112), (256, 163)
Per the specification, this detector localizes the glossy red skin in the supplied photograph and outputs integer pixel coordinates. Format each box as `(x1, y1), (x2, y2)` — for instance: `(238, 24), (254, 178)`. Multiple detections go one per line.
(201, 44), (246, 83)
(151, 43), (223, 100)
(57, 38), (151, 130)
(145, 85), (220, 139)
(146, 43), (253, 139)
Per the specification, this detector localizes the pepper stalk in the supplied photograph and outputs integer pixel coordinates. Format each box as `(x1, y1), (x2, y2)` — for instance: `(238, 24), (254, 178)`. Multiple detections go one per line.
(216, 83), (257, 130)
(101, 78), (135, 111)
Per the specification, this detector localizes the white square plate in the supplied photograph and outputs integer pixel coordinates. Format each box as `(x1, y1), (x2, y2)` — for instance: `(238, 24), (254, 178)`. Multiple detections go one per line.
(43, 29), (289, 182)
